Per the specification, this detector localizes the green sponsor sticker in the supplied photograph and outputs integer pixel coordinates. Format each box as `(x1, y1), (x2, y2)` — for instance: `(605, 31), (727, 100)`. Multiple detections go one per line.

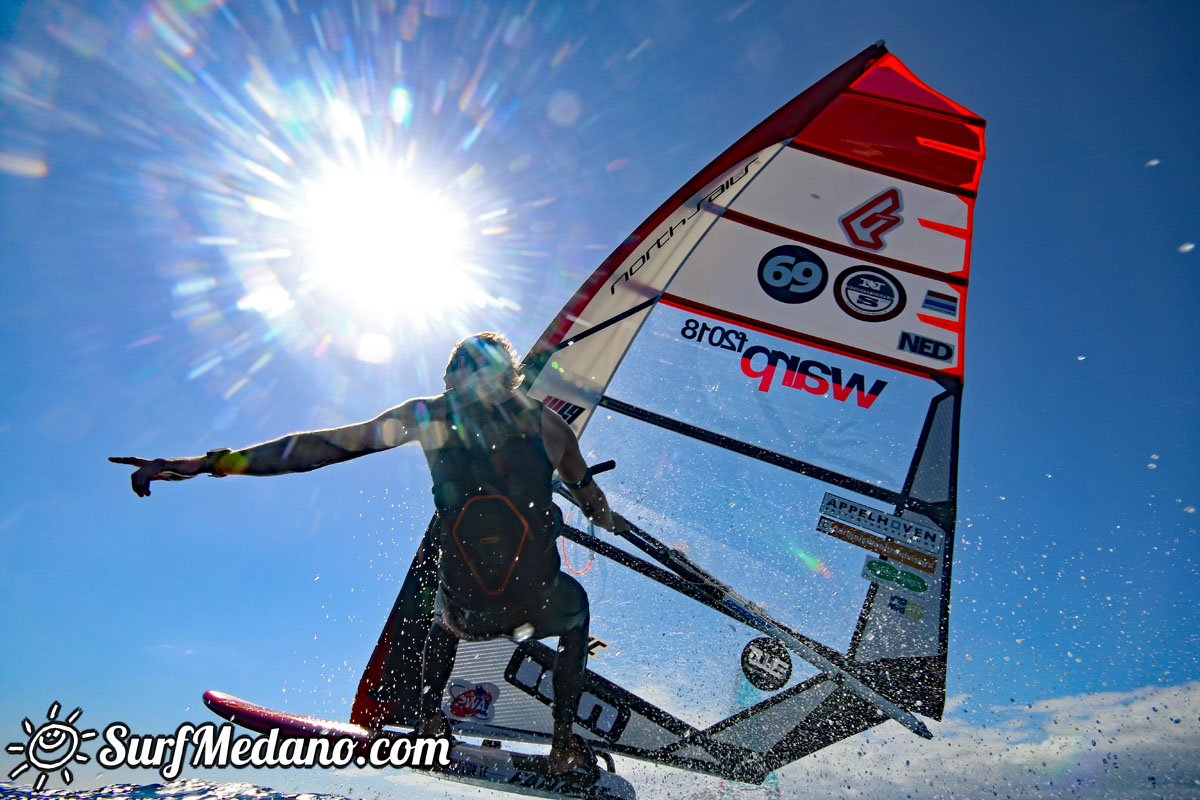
(862, 557), (928, 594)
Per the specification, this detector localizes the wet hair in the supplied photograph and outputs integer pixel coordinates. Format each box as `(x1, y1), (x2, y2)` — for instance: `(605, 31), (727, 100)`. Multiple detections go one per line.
(444, 332), (523, 391)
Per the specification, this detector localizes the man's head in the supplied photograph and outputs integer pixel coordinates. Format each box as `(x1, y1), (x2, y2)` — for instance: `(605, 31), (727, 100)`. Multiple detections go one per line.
(444, 332), (523, 398)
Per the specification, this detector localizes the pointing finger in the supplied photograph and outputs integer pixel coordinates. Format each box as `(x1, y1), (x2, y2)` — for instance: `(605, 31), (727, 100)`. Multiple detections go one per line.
(110, 456), (151, 467)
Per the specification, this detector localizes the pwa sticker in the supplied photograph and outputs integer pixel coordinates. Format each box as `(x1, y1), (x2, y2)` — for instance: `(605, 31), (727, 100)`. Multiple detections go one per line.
(446, 679), (500, 722)
(740, 637), (792, 691)
(861, 557), (929, 595)
(888, 594), (925, 621)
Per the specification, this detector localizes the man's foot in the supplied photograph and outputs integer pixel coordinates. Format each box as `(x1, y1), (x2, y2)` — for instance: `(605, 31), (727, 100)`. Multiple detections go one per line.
(417, 712), (456, 742)
(404, 714), (456, 772)
(548, 733), (598, 779)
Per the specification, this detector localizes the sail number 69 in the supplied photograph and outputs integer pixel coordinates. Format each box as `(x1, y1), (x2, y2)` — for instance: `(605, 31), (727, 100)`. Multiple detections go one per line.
(756, 244), (828, 304)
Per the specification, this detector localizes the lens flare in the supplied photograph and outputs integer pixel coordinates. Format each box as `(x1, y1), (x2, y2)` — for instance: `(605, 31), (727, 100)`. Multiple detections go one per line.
(297, 163), (475, 322)
(788, 543), (833, 578)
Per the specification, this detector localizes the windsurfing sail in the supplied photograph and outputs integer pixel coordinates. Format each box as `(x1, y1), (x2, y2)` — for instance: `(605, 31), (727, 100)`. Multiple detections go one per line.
(353, 41), (985, 785)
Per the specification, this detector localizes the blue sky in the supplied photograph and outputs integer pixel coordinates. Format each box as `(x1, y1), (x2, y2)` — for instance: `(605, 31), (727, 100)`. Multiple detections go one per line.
(1, 1), (1198, 798)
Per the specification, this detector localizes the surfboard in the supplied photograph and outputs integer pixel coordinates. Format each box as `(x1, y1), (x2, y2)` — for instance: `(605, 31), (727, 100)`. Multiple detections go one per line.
(202, 690), (636, 800)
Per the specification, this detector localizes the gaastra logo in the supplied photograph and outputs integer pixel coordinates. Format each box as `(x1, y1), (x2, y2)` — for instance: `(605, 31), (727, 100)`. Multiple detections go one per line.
(839, 188), (903, 251)
(446, 680), (498, 722)
(739, 345), (887, 408)
(543, 395), (584, 424)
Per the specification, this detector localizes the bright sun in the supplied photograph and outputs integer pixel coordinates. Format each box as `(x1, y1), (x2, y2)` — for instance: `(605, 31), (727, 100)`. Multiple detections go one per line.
(297, 164), (476, 324)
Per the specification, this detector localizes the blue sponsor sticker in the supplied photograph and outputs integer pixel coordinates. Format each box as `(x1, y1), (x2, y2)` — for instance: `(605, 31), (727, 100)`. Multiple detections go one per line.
(887, 594), (925, 621)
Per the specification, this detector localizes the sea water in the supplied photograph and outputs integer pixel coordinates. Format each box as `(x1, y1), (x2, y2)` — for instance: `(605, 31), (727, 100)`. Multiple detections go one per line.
(0, 781), (349, 800)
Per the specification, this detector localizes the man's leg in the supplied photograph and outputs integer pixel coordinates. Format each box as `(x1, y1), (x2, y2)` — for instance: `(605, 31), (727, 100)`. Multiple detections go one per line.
(551, 592), (589, 731)
(418, 611), (459, 736)
(532, 574), (592, 774)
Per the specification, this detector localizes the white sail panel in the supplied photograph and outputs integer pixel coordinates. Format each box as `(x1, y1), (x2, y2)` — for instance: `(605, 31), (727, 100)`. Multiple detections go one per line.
(603, 303), (941, 490)
(528, 149), (783, 431)
(660, 218), (966, 374)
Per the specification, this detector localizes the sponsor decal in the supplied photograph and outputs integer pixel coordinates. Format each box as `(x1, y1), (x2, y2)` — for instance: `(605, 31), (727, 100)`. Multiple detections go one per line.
(674, 313), (889, 410)
(543, 394), (584, 424)
(681, 318), (748, 352)
(815, 516), (936, 574)
(921, 289), (958, 316)
(833, 265), (906, 322)
(862, 556), (929, 595)
(609, 158), (758, 294)
(756, 244), (828, 304)
(887, 594), (925, 622)
(447, 679), (500, 722)
(740, 637), (792, 691)
(740, 345), (887, 408)
(506, 648), (630, 740)
(821, 493), (943, 554)
(839, 188), (903, 251)
(897, 331), (954, 362)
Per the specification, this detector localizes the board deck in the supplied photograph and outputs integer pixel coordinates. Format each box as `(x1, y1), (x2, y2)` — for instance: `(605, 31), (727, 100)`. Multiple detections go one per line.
(203, 690), (635, 800)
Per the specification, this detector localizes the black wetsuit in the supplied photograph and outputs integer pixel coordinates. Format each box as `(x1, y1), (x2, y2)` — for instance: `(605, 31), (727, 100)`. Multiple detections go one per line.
(415, 390), (589, 732)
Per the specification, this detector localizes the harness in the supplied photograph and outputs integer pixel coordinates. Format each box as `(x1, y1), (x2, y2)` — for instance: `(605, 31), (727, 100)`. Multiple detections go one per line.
(421, 393), (560, 611)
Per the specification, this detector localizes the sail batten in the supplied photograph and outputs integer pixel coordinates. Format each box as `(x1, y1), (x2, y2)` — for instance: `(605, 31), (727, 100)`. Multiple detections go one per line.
(597, 395), (912, 509)
(719, 207), (971, 286)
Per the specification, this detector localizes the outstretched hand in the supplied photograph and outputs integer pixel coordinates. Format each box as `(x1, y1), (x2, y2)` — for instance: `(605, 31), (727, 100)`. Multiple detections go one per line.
(109, 456), (204, 497)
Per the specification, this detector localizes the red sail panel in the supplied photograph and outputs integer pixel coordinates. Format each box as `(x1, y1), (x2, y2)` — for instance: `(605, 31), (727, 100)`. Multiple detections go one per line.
(792, 54), (985, 195)
(851, 53), (983, 122)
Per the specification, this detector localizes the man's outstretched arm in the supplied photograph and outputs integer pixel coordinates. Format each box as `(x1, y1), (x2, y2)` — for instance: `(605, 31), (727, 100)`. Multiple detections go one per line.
(540, 406), (628, 533)
(111, 401), (420, 497)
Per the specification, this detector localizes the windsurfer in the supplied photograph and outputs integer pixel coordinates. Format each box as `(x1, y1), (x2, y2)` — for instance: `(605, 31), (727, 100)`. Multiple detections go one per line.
(111, 331), (628, 776)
